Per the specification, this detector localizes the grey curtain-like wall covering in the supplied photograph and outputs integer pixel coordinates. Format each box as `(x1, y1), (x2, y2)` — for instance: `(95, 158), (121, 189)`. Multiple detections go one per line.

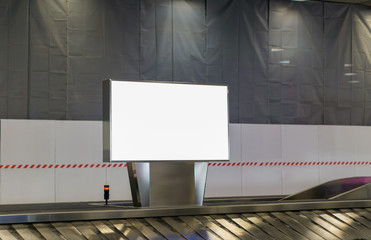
(0, 0), (28, 118)
(1, 0), (371, 124)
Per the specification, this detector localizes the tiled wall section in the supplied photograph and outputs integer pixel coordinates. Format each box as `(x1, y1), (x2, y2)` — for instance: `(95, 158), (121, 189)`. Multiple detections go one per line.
(1, 120), (371, 204)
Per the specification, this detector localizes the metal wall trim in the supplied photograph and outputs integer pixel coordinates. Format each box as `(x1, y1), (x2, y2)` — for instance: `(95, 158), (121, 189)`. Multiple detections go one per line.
(2, 199), (371, 224)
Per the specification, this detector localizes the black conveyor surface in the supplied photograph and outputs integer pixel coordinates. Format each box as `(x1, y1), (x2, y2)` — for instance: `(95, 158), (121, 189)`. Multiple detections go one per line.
(1, 208), (371, 239)
(1, 197), (371, 239)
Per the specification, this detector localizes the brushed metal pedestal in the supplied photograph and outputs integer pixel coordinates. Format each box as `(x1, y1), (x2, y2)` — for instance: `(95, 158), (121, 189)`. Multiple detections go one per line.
(127, 162), (208, 207)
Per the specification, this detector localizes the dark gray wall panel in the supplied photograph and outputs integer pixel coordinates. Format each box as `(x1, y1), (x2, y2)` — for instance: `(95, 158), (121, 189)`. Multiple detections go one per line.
(67, 0), (107, 120)
(324, 3), (352, 125)
(238, 0), (269, 123)
(352, 6), (371, 125)
(29, 0), (67, 119)
(140, 0), (173, 81)
(269, 0), (324, 124)
(173, 0), (206, 83)
(0, 0), (29, 118)
(140, 0), (158, 80)
(206, 0), (269, 123)
(155, 0), (174, 81)
(3, 0), (371, 125)
(206, 0), (239, 122)
(67, 0), (140, 119)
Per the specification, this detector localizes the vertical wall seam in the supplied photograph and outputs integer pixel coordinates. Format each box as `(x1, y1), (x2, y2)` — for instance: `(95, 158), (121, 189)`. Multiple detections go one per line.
(280, 126), (283, 195)
(27, 0), (31, 118)
(103, 1), (108, 185)
(54, 120), (57, 202)
(6, 1), (9, 118)
(318, 126), (322, 184)
(204, 0), (207, 83)
(237, 0), (240, 122)
(102, 0), (106, 120)
(351, 5), (356, 176)
(267, 0), (271, 124)
(48, 12), (51, 119)
(139, 0), (142, 80)
(363, 14), (368, 127)
(155, 0), (158, 80)
(221, 2), (224, 96)
(65, 0), (69, 119)
(322, 2), (325, 124)
(350, 6), (353, 125)
(240, 125), (243, 196)
(171, 0), (174, 81)
(0, 120), (2, 202)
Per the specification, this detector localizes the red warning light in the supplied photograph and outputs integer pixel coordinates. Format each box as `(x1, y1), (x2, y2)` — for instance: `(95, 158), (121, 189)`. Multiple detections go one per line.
(104, 185), (110, 205)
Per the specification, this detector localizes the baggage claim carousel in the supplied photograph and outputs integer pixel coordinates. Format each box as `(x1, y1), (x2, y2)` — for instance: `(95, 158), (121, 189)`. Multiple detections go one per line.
(2, 177), (371, 239)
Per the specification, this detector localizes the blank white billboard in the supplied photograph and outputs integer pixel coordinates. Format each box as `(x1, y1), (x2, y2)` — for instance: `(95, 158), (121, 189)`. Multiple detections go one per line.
(104, 80), (229, 162)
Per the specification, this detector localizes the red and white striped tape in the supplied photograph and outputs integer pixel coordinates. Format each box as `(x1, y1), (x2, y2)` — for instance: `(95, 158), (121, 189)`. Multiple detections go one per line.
(0, 163), (126, 169)
(207, 161), (370, 166)
(0, 161), (368, 169)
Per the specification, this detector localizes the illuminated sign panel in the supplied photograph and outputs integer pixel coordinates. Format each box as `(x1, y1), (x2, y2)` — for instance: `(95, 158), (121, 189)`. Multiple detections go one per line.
(104, 80), (229, 162)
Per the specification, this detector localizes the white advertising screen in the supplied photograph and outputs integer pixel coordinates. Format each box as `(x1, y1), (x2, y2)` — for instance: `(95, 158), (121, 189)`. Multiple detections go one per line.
(109, 80), (229, 161)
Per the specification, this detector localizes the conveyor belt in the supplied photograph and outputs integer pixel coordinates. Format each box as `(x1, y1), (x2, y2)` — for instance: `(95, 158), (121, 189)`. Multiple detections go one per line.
(2, 208), (371, 239)
(4, 197), (371, 225)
